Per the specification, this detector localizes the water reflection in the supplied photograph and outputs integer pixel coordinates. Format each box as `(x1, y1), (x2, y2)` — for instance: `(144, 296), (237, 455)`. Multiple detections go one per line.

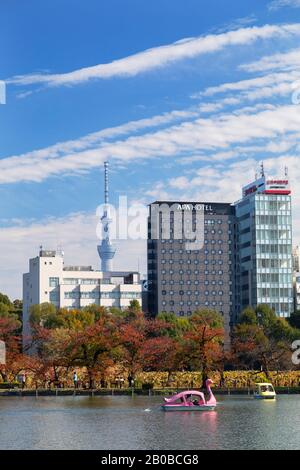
(0, 395), (299, 450)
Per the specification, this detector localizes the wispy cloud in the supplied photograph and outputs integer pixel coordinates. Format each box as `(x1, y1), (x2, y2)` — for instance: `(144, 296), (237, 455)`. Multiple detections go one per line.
(240, 47), (300, 72)
(1, 103), (300, 184)
(6, 24), (300, 88)
(268, 0), (300, 11)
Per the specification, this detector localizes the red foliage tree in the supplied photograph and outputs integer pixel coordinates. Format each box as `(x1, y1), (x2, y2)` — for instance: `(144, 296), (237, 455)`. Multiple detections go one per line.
(183, 310), (224, 387)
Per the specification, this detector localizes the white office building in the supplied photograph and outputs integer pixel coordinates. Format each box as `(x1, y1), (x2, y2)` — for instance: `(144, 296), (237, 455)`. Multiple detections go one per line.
(22, 249), (142, 341)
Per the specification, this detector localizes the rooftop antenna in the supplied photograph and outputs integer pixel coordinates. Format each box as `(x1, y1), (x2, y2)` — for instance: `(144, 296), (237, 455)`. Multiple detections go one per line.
(285, 166), (289, 178)
(260, 162), (265, 178)
(104, 161), (109, 205)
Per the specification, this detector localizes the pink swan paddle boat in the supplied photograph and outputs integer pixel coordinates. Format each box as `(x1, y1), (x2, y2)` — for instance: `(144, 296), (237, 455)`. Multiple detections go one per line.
(161, 379), (217, 412)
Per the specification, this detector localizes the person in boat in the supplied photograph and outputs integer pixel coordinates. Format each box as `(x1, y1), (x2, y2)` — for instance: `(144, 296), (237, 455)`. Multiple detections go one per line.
(193, 399), (200, 406)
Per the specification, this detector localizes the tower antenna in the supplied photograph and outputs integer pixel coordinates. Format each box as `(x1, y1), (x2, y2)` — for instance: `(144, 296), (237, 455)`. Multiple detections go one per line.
(97, 161), (116, 272)
(104, 161), (109, 205)
(260, 162), (265, 178)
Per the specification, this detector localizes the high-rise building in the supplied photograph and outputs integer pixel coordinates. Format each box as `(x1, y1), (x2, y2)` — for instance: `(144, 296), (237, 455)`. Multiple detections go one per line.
(234, 170), (293, 318)
(147, 201), (236, 336)
(147, 168), (294, 324)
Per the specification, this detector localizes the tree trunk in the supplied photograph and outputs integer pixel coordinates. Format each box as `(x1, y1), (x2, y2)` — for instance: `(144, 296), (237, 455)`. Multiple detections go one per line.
(87, 369), (94, 389)
(166, 370), (174, 387)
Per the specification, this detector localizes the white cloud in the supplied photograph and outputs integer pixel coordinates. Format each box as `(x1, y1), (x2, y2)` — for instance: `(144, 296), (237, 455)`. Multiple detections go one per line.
(6, 24), (300, 87)
(268, 0), (300, 11)
(1, 102), (300, 184)
(201, 71), (300, 98)
(240, 48), (300, 73)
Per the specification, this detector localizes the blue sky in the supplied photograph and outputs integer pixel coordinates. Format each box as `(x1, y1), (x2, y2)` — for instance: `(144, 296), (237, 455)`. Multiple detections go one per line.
(1, 0), (300, 298)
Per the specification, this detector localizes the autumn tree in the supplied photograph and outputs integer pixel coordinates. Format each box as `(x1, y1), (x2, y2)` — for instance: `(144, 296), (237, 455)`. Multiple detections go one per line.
(119, 309), (147, 382)
(141, 336), (184, 385)
(66, 312), (120, 388)
(183, 309), (224, 387)
(0, 315), (22, 382)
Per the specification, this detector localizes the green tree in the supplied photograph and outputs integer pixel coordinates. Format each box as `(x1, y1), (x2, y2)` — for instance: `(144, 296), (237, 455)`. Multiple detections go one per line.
(233, 305), (298, 377)
(0, 293), (20, 323)
(29, 303), (57, 328)
(288, 311), (300, 330)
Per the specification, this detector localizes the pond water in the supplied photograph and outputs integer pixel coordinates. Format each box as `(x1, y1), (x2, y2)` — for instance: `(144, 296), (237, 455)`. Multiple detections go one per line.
(0, 395), (299, 450)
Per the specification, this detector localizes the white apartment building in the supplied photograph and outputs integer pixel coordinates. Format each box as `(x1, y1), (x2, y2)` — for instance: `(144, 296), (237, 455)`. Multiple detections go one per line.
(23, 249), (142, 342)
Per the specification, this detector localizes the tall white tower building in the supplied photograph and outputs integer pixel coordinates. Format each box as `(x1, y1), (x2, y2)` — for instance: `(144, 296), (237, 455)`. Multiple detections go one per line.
(97, 161), (116, 272)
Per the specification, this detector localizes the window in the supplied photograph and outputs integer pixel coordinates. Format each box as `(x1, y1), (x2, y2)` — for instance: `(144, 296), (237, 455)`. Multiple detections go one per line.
(49, 291), (59, 301)
(49, 277), (59, 287)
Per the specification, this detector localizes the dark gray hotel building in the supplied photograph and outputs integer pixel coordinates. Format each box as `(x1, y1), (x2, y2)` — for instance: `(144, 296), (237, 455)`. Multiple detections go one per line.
(147, 172), (293, 330)
(147, 201), (237, 335)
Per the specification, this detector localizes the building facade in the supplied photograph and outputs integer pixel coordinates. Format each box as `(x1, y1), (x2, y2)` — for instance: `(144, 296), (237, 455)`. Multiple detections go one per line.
(23, 249), (142, 343)
(293, 246), (300, 273)
(235, 174), (293, 319)
(147, 201), (236, 335)
(147, 171), (294, 325)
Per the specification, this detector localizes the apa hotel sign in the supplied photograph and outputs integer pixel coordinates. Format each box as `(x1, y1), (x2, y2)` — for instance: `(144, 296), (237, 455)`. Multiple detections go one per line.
(176, 203), (213, 212)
